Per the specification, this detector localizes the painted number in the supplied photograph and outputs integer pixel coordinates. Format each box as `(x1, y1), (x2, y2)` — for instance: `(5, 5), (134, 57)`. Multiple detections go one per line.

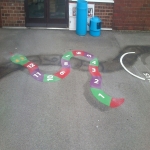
(143, 73), (150, 78)
(64, 62), (68, 66)
(47, 75), (53, 81)
(65, 55), (70, 58)
(94, 79), (99, 84)
(87, 54), (91, 57)
(143, 73), (150, 82)
(60, 71), (65, 75)
(92, 61), (96, 64)
(33, 72), (41, 78)
(76, 52), (81, 54)
(27, 63), (35, 68)
(92, 68), (96, 72)
(98, 93), (105, 98)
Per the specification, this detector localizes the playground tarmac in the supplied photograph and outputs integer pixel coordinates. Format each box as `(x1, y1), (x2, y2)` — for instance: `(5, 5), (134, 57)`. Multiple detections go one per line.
(0, 28), (150, 150)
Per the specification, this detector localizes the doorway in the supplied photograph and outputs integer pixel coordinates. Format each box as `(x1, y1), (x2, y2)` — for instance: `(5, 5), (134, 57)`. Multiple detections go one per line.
(25, 0), (68, 27)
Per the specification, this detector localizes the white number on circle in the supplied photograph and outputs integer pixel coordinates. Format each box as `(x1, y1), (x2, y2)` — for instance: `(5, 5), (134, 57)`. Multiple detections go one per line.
(76, 52), (81, 54)
(92, 68), (96, 72)
(60, 71), (65, 75)
(87, 54), (91, 57)
(27, 63), (35, 68)
(94, 79), (99, 84)
(92, 61), (96, 64)
(47, 75), (53, 81)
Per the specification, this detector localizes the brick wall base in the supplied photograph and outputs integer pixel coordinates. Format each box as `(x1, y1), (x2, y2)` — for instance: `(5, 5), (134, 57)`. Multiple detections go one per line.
(113, 0), (150, 30)
(0, 0), (25, 27)
(94, 3), (113, 28)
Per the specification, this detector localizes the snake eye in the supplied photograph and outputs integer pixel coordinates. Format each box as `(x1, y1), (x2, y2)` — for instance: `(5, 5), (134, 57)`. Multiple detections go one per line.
(15, 59), (19, 62)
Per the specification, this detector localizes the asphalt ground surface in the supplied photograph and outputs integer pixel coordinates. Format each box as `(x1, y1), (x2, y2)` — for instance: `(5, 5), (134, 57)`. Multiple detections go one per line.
(0, 29), (150, 150)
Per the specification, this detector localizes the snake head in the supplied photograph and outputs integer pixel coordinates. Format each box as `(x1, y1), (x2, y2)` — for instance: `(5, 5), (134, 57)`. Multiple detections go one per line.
(10, 54), (29, 65)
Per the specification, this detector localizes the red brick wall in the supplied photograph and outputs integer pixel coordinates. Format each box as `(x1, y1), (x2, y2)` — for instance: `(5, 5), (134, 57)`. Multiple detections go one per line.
(113, 0), (150, 30)
(0, 1), (113, 28)
(0, 0), (25, 27)
(94, 3), (113, 28)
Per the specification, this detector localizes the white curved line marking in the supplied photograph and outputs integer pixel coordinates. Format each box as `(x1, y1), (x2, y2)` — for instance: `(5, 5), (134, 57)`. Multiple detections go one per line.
(120, 52), (145, 81)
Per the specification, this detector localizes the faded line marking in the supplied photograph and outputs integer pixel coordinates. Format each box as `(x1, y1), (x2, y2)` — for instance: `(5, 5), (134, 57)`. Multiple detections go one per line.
(120, 52), (145, 81)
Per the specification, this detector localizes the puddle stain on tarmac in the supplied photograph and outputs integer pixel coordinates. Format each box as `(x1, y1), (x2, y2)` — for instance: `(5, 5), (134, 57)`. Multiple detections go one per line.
(0, 46), (150, 79)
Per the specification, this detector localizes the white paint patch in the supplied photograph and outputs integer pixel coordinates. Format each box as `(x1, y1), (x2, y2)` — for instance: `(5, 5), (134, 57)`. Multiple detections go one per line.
(143, 73), (150, 82)
(120, 52), (146, 81)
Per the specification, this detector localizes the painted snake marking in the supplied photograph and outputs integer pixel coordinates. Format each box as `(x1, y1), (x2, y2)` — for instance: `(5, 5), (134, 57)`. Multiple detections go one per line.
(1, 46), (150, 80)
(10, 50), (124, 108)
